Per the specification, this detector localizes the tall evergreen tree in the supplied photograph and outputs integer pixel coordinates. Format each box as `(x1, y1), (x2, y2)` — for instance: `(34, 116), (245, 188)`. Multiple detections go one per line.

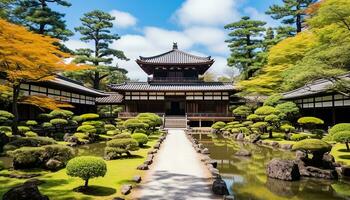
(70, 10), (129, 90)
(225, 16), (266, 80)
(12, 0), (73, 41)
(266, 0), (317, 33)
(0, 0), (14, 19)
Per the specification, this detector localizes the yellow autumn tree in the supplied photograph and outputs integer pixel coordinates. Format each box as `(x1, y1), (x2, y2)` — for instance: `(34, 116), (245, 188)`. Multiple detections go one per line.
(239, 31), (318, 95)
(0, 19), (89, 134)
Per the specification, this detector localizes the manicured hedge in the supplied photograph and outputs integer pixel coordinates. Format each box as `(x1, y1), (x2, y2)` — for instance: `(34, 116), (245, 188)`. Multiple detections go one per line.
(132, 133), (148, 146)
(329, 123), (350, 135)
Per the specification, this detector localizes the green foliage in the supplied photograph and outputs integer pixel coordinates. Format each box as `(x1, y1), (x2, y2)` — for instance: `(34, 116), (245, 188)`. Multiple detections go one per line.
(124, 119), (149, 133)
(104, 124), (116, 131)
(113, 133), (131, 139)
(73, 132), (89, 141)
(106, 130), (119, 136)
(263, 94), (283, 106)
(17, 126), (30, 134)
(297, 117), (324, 125)
(225, 16), (266, 79)
(131, 133), (148, 146)
(290, 133), (316, 141)
(0, 110), (14, 120)
(9, 146), (46, 168)
(50, 118), (68, 126)
(80, 113), (99, 121)
(280, 124), (295, 133)
(49, 109), (74, 119)
(254, 106), (279, 116)
(4, 136), (57, 150)
(227, 121), (240, 125)
(242, 121), (253, 126)
(25, 131), (38, 137)
(252, 122), (268, 129)
(72, 116), (83, 123)
(0, 160), (4, 171)
(105, 138), (139, 159)
(66, 156), (107, 187)
(0, 126), (11, 133)
(333, 131), (350, 150)
(64, 10), (128, 90)
(136, 113), (162, 130)
(292, 139), (331, 152)
(82, 120), (105, 134)
(41, 122), (53, 128)
(232, 105), (252, 118)
(275, 101), (299, 120)
(42, 144), (75, 163)
(211, 121), (226, 130)
(264, 114), (279, 123)
(77, 125), (97, 134)
(25, 120), (38, 126)
(247, 114), (261, 122)
(37, 113), (53, 121)
(329, 123), (350, 136)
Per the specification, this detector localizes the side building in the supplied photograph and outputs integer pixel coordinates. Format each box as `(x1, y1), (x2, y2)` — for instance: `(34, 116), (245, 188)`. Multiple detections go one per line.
(283, 73), (350, 127)
(109, 44), (237, 127)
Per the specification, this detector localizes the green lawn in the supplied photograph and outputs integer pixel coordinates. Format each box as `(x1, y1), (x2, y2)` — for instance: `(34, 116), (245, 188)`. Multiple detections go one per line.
(0, 135), (160, 200)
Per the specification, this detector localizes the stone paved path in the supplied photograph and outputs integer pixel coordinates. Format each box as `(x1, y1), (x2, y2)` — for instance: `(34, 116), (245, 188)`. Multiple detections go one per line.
(135, 129), (219, 200)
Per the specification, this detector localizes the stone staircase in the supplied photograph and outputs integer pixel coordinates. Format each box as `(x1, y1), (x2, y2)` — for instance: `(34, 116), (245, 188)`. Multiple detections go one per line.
(164, 116), (187, 129)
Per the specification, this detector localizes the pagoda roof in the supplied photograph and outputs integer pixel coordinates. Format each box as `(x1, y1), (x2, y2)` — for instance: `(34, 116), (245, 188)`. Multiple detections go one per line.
(109, 82), (235, 92)
(136, 43), (214, 74)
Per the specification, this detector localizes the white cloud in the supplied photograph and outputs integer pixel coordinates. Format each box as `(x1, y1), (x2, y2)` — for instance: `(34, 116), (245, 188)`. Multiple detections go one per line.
(109, 10), (137, 28)
(63, 40), (93, 51)
(207, 56), (239, 78)
(174, 0), (241, 27)
(244, 7), (280, 28)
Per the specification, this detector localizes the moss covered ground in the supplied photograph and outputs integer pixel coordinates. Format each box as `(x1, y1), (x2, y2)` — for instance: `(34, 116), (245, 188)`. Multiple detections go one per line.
(0, 135), (160, 200)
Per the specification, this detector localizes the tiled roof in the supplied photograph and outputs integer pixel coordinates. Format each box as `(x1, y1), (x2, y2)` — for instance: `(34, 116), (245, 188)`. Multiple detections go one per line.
(96, 93), (123, 104)
(110, 82), (235, 92)
(283, 73), (350, 99)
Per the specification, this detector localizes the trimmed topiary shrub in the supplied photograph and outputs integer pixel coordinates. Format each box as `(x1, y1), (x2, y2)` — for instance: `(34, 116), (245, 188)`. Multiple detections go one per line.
(112, 133), (131, 139)
(105, 138), (139, 159)
(0, 126), (11, 133)
(25, 131), (38, 137)
(254, 106), (279, 116)
(73, 132), (89, 142)
(106, 130), (120, 136)
(37, 113), (54, 121)
(3, 136), (57, 151)
(132, 133), (148, 147)
(124, 119), (149, 133)
(0, 161), (4, 171)
(72, 116), (83, 123)
(275, 101), (299, 120)
(9, 147), (46, 169)
(136, 113), (162, 131)
(227, 121), (240, 125)
(66, 156), (107, 188)
(43, 144), (75, 164)
(280, 124), (295, 133)
(329, 123), (350, 136)
(104, 124), (116, 131)
(50, 118), (68, 126)
(290, 133), (316, 141)
(297, 117), (324, 126)
(77, 125), (97, 134)
(50, 109), (74, 119)
(80, 113), (99, 121)
(242, 121), (253, 126)
(263, 94), (283, 106)
(333, 131), (350, 151)
(232, 106), (252, 119)
(0, 110), (14, 122)
(82, 121), (105, 134)
(18, 126), (30, 134)
(252, 122), (268, 133)
(26, 120), (38, 126)
(211, 121), (226, 133)
(292, 139), (331, 164)
(42, 122), (53, 128)
(247, 114), (261, 122)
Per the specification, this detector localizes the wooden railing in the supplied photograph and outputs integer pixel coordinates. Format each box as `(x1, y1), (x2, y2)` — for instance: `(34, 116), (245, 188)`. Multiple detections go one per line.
(186, 113), (234, 118)
(118, 112), (165, 118)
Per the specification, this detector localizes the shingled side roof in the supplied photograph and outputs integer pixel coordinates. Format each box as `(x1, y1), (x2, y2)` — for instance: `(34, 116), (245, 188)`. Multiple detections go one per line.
(110, 82), (235, 92)
(96, 93), (123, 104)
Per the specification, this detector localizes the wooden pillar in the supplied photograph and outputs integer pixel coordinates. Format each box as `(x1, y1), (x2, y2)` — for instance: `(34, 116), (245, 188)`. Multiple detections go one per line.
(199, 119), (202, 127)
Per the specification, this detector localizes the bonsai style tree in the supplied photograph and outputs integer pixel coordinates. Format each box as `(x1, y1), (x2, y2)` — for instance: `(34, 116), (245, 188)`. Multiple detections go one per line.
(297, 117), (324, 133)
(211, 121), (226, 134)
(333, 131), (350, 151)
(50, 109), (74, 119)
(275, 101), (300, 121)
(329, 123), (350, 136)
(123, 119), (149, 133)
(232, 106), (252, 120)
(66, 156), (107, 188)
(254, 106), (279, 116)
(264, 114), (280, 138)
(263, 94), (283, 106)
(136, 113), (162, 132)
(105, 138), (139, 159)
(292, 139), (332, 165)
(247, 114), (261, 122)
(251, 122), (269, 134)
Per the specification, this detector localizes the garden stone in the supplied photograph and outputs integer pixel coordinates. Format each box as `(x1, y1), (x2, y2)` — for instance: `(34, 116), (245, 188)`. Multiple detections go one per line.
(45, 159), (63, 171)
(322, 153), (336, 169)
(201, 148), (210, 154)
(212, 178), (229, 195)
(3, 182), (49, 200)
(295, 150), (307, 160)
(224, 195), (235, 200)
(24, 178), (45, 186)
(6, 173), (41, 179)
(65, 136), (79, 144)
(250, 134), (261, 143)
(299, 166), (338, 179)
(341, 166), (350, 177)
(63, 133), (72, 141)
(121, 184), (132, 195)
(144, 158), (153, 165)
(266, 159), (300, 181)
(235, 149), (252, 157)
(236, 133), (244, 141)
(271, 142), (279, 147)
(198, 143), (204, 149)
(133, 175), (142, 183)
(209, 160), (218, 168)
(280, 144), (293, 150)
(137, 164), (149, 170)
(153, 143), (160, 149)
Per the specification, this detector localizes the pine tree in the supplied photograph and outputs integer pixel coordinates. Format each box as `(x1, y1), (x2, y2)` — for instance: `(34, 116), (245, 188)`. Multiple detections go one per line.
(71, 10), (129, 90)
(0, 0), (14, 19)
(225, 16), (266, 80)
(12, 0), (73, 41)
(266, 0), (317, 33)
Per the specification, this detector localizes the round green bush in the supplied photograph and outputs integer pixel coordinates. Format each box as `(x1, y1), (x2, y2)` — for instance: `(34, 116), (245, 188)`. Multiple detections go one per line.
(297, 117), (324, 125)
(73, 132), (89, 141)
(26, 120), (38, 126)
(9, 146), (45, 169)
(25, 131), (38, 137)
(18, 126), (30, 134)
(232, 106), (252, 117)
(211, 121), (226, 130)
(50, 109), (74, 119)
(242, 121), (253, 126)
(82, 121), (105, 128)
(50, 118), (68, 126)
(275, 101), (299, 119)
(280, 124), (295, 133)
(104, 124), (116, 131)
(77, 125), (97, 134)
(329, 123), (350, 135)
(72, 116), (83, 123)
(136, 113), (162, 129)
(254, 106), (279, 116)
(42, 122), (53, 128)
(124, 119), (149, 133)
(227, 121), (240, 125)
(132, 133), (148, 146)
(263, 94), (283, 106)
(80, 113), (99, 121)
(43, 144), (75, 164)
(106, 130), (119, 136)
(0, 110), (14, 119)
(231, 128), (240, 133)
(113, 133), (131, 139)
(105, 138), (139, 158)
(66, 156), (107, 187)
(292, 139), (331, 152)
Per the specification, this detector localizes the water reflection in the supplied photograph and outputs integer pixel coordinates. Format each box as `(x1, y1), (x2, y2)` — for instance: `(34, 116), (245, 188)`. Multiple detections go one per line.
(193, 133), (350, 200)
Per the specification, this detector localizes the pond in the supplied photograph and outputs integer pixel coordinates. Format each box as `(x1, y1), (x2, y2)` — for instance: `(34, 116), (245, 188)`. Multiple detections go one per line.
(193, 134), (350, 200)
(0, 142), (107, 169)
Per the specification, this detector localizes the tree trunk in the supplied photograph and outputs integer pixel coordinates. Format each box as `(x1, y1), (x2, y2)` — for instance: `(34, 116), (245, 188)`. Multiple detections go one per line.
(296, 1), (302, 33)
(269, 129), (273, 138)
(93, 71), (100, 89)
(346, 142), (349, 151)
(84, 179), (89, 188)
(11, 84), (20, 135)
(39, 0), (47, 34)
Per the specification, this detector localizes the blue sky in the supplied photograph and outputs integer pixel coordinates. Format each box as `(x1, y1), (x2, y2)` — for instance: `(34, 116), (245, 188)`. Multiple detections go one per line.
(60, 0), (281, 80)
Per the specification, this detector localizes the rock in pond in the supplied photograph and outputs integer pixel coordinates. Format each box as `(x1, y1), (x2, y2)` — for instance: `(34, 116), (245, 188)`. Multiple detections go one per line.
(266, 159), (300, 181)
(137, 164), (149, 170)
(236, 133), (244, 141)
(299, 166), (338, 179)
(3, 182), (49, 200)
(201, 148), (210, 154)
(133, 175), (142, 183)
(234, 149), (252, 157)
(280, 144), (293, 150)
(121, 184), (132, 195)
(212, 178), (229, 195)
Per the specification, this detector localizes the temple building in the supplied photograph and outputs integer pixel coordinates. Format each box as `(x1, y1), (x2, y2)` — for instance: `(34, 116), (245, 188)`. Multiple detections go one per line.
(109, 43), (236, 128)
